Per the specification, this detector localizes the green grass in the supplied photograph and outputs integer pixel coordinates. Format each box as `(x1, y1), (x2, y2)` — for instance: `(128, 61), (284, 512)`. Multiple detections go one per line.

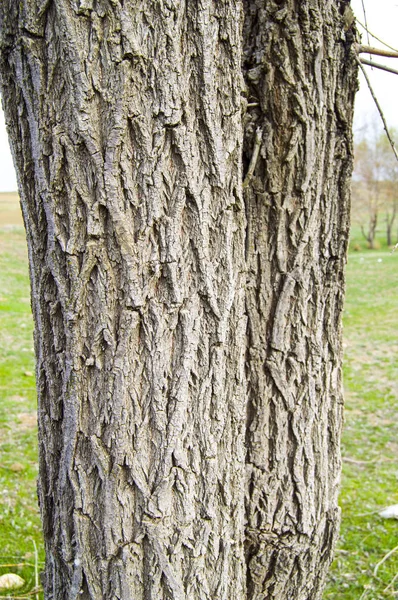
(0, 212), (397, 598)
(0, 226), (44, 598)
(325, 250), (398, 599)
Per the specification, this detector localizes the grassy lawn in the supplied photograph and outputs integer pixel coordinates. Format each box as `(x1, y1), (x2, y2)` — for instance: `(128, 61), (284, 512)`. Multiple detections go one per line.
(0, 223), (44, 597)
(0, 195), (397, 598)
(325, 250), (398, 599)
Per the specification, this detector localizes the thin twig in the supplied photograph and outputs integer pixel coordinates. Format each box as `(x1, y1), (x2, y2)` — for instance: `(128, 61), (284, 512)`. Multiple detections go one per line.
(343, 456), (375, 465)
(356, 19), (398, 53)
(357, 45), (398, 59)
(343, 455), (395, 465)
(360, 0), (371, 49)
(243, 127), (263, 187)
(358, 586), (370, 600)
(384, 571), (398, 593)
(373, 545), (398, 577)
(356, 56), (398, 163)
(360, 58), (398, 76)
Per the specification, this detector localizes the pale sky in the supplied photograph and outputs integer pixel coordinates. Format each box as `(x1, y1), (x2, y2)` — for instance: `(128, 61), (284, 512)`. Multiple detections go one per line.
(0, 106), (17, 192)
(0, 1), (397, 192)
(351, 0), (398, 136)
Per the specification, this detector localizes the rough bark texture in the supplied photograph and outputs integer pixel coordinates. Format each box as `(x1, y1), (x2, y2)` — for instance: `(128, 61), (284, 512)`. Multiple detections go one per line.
(0, 1), (357, 599)
(242, 2), (357, 598)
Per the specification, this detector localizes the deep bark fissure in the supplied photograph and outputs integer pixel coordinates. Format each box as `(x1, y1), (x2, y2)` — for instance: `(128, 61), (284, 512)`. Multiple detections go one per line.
(0, 1), (357, 598)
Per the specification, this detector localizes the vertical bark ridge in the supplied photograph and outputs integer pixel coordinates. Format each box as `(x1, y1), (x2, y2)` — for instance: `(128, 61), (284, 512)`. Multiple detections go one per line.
(0, 1), (247, 598)
(242, 1), (357, 598)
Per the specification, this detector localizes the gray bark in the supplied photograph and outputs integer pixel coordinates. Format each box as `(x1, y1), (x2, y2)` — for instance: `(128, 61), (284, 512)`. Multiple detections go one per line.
(242, 3), (357, 598)
(0, 1), (357, 599)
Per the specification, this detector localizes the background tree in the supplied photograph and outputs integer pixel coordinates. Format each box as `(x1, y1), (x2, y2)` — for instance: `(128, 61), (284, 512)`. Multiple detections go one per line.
(0, 1), (357, 599)
(353, 127), (383, 248)
(379, 129), (398, 246)
(352, 123), (398, 248)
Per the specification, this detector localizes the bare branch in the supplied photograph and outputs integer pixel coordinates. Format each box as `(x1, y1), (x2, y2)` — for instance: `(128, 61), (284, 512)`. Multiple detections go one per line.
(357, 44), (398, 59)
(360, 57), (398, 76)
(356, 56), (398, 163)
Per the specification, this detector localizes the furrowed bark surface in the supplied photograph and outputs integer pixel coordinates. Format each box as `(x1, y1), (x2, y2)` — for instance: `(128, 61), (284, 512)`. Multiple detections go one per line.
(0, 2), (247, 598)
(242, 1), (357, 598)
(0, 1), (358, 599)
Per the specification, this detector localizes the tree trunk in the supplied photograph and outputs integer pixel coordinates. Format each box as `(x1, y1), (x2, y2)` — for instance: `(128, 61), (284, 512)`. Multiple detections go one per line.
(386, 201), (397, 247)
(361, 211), (378, 249)
(242, 3), (356, 597)
(0, 1), (357, 599)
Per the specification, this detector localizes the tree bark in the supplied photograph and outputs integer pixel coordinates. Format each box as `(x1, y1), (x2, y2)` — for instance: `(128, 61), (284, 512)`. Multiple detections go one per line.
(242, 3), (357, 597)
(0, 1), (357, 599)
